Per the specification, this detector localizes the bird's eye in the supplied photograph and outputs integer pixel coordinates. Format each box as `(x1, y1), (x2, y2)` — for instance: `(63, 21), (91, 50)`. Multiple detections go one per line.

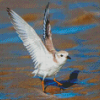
(60, 54), (63, 57)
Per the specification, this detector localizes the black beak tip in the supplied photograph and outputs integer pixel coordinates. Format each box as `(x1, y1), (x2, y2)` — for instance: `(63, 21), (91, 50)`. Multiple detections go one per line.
(67, 56), (71, 59)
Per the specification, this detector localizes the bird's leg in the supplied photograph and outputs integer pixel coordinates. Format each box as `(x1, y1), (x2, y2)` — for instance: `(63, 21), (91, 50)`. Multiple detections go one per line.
(42, 80), (45, 92)
(53, 77), (62, 86)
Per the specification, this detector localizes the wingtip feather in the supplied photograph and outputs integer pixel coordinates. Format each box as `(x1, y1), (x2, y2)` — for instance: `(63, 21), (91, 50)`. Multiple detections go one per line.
(44, 2), (50, 14)
(7, 7), (12, 16)
(46, 2), (50, 9)
(43, 2), (50, 40)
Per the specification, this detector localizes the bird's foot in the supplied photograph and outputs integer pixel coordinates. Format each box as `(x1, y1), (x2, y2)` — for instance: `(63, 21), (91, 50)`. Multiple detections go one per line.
(57, 82), (63, 86)
(53, 78), (63, 86)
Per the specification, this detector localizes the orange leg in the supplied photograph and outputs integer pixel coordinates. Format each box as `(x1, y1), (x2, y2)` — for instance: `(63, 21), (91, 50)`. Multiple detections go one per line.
(53, 77), (62, 86)
(42, 80), (45, 92)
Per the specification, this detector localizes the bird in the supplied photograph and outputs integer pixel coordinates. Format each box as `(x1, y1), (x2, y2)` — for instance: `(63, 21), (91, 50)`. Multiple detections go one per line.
(7, 2), (71, 92)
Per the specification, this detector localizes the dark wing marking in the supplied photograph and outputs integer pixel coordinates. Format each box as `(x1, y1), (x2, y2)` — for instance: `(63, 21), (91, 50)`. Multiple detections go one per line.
(43, 2), (50, 40)
(43, 2), (56, 53)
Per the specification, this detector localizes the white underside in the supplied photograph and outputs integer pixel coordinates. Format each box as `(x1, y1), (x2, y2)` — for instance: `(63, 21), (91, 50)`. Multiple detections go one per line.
(32, 53), (64, 79)
(32, 64), (63, 79)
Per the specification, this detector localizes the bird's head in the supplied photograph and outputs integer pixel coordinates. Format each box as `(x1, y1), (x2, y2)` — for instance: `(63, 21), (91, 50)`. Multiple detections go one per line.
(56, 51), (71, 65)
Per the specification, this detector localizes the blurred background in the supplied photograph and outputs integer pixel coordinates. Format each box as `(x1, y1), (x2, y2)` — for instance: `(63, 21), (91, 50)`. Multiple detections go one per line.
(0, 0), (100, 99)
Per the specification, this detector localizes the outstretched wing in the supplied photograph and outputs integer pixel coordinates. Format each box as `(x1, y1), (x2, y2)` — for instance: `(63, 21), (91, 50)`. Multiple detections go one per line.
(7, 8), (49, 68)
(43, 3), (56, 54)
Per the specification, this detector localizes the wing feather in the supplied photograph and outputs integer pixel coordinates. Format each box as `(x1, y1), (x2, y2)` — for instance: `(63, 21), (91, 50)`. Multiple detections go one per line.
(7, 8), (49, 68)
(43, 3), (56, 53)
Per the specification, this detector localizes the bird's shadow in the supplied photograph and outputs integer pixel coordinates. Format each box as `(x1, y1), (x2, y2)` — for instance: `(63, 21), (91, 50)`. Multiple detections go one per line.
(40, 70), (80, 90)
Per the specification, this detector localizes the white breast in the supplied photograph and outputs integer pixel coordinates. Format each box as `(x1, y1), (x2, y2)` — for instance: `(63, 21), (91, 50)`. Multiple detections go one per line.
(32, 53), (58, 77)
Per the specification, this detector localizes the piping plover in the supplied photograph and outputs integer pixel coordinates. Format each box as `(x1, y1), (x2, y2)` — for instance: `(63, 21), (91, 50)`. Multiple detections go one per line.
(7, 2), (71, 92)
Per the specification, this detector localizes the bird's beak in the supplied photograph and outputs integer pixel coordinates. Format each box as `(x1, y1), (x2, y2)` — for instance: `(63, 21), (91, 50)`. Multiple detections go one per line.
(67, 56), (71, 59)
